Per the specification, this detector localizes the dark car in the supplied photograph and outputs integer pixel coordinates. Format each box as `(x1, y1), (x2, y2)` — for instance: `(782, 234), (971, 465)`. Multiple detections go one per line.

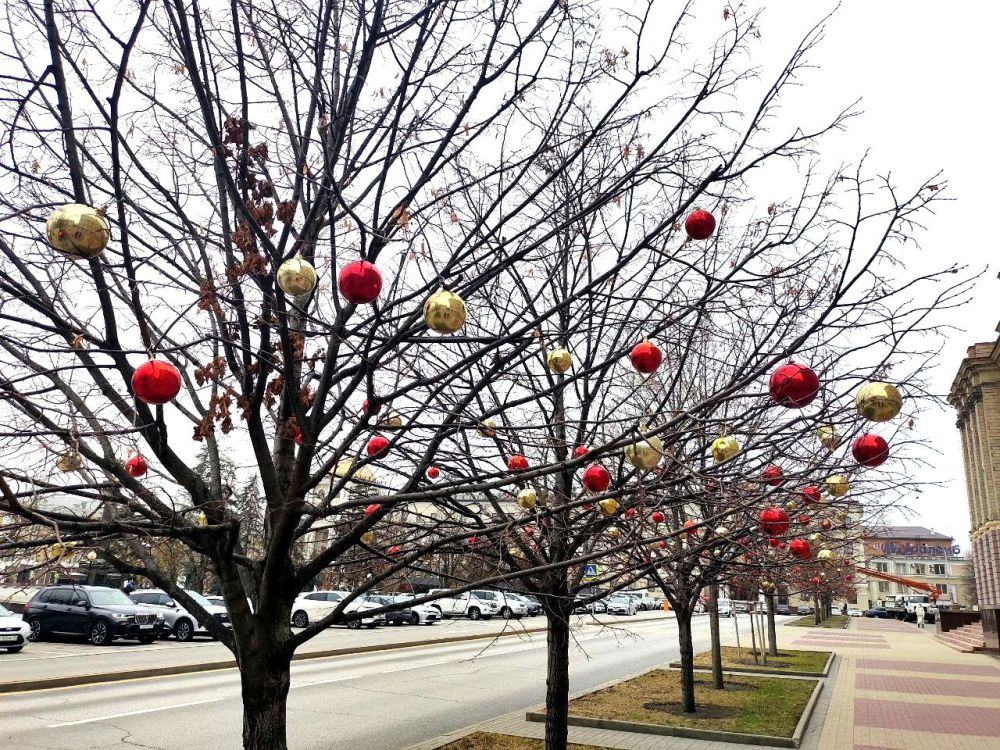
(521, 595), (544, 616)
(865, 607), (893, 619)
(776, 603), (791, 615)
(364, 595), (411, 626)
(24, 585), (165, 645)
(796, 604), (812, 615)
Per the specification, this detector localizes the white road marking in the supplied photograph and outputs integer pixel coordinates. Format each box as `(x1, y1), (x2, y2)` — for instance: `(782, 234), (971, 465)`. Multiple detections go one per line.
(46, 698), (225, 728)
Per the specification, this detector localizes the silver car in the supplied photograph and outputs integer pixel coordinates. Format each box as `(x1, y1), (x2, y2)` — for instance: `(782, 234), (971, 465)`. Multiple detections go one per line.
(129, 589), (230, 641)
(604, 595), (637, 616)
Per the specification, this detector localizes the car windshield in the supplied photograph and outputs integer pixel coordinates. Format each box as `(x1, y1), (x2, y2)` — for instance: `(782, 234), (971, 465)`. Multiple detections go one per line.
(0, 604), (12, 616)
(367, 595), (392, 605)
(87, 589), (134, 606)
(185, 591), (212, 607)
(473, 591), (496, 600)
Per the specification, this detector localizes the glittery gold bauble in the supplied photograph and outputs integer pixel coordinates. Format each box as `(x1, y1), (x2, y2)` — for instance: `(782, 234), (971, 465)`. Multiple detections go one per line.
(423, 289), (467, 333)
(378, 410), (403, 430)
(817, 549), (836, 565)
(56, 452), (83, 472)
(625, 430), (663, 470)
(477, 418), (497, 437)
(816, 425), (842, 451)
(360, 531), (374, 545)
(517, 488), (537, 510)
(335, 459), (376, 487)
(761, 580), (775, 592)
(855, 382), (902, 423)
(825, 475), (849, 498)
(606, 526), (621, 538)
(785, 500), (799, 512)
(47, 204), (110, 259)
(711, 435), (740, 463)
(598, 498), (618, 517)
(276, 257), (318, 296)
(834, 510), (847, 523)
(546, 348), (573, 374)
(808, 533), (821, 543)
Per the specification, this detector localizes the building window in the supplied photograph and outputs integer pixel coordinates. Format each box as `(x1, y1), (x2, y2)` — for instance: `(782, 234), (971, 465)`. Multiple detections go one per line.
(930, 564), (946, 575)
(895, 563), (908, 575)
(910, 563), (926, 575)
(935, 584), (949, 595)
(878, 582), (891, 593)
(874, 562), (889, 573)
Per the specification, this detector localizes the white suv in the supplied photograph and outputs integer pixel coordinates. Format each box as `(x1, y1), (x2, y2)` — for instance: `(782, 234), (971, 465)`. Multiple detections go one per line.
(129, 589), (230, 641)
(427, 589), (501, 620)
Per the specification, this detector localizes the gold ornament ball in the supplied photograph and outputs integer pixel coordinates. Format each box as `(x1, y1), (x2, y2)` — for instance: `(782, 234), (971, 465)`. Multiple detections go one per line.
(625, 431), (663, 470)
(855, 382), (902, 423)
(335, 459), (376, 488)
(816, 425), (842, 451)
(360, 531), (374, 545)
(817, 549), (836, 564)
(711, 435), (740, 463)
(517, 488), (537, 510)
(276, 257), (318, 296)
(546, 348), (573, 374)
(715, 526), (730, 536)
(761, 580), (775, 592)
(378, 410), (403, 430)
(85, 550), (98, 561)
(47, 203), (110, 259)
(785, 500), (799, 512)
(606, 525), (621, 539)
(825, 475), (850, 498)
(423, 289), (467, 333)
(477, 418), (497, 437)
(56, 452), (83, 472)
(808, 532), (821, 543)
(597, 498), (618, 517)
(834, 510), (847, 523)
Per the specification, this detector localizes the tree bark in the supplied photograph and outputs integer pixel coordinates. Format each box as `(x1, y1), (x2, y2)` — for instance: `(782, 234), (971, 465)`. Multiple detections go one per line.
(708, 584), (724, 689)
(766, 593), (778, 656)
(814, 594), (821, 625)
(240, 643), (291, 750)
(676, 605), (696, 712)
(543, 600), (572, 750)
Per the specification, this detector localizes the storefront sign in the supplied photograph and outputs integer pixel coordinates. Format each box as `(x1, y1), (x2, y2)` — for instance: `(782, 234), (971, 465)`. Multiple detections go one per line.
(865, 540), (960, 558)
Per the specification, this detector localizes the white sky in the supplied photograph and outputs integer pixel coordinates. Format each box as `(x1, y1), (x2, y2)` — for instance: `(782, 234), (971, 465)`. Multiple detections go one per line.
(747, 1), (1000, 553)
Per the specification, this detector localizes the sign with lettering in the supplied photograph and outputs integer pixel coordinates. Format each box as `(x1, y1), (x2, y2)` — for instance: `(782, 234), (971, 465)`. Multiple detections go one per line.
(865, 540), (960, 558)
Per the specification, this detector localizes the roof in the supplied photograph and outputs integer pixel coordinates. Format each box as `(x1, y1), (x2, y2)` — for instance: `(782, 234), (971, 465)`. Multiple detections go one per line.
(866, 525), (952, 541)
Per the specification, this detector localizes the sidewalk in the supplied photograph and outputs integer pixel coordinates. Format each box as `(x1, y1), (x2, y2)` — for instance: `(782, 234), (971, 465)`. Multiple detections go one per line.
(412, 618), (1000, 750)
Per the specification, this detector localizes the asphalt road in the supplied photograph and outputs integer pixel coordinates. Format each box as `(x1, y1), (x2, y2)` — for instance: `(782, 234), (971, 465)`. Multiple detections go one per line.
(0, 613), (790, 749)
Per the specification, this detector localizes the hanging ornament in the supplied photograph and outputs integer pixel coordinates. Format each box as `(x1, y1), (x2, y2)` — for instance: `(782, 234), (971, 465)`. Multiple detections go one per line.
(338, 260), (382, 304)
(56, 451), (83, 472)
(801, 485), (821, 504)
(651, 510), (666, 524)
(124, 454), (148, 478)
(852, 434), (889, 467)
(762, 464), (784, 486)
(808, 532), (821, 543)
(789, 538), (812, 559)
(196, 511), (208, 527)
(811, 575), (821, 586)
(132, 360), (182, 405)
(46, 204), (110, 259)
(758, 507), (789, 535)
(362, 399), (381, 417)
(606, 525), (621, 538)
(573, 445), (589, 458)
(467, 536), (480, 546)
(629, 340), (662, 373)
(624, 507), (637, 520)
(625, 431), (663, 470)
(335, 460), (376, 488)
(715, 526), (730, 536)
(361, 531), (374, 545)
(816, 425), (842, 451)
(477, 418), (497, 437)
(761, 580), (775, 593)
(364, 503), (381, 516)
(423, 289), (466, 333)
(508, 454), (529, 472)
(582, 464), (611, 492)
(546, 348), (573, 374)
(366, 435), (390, 458)
(426, 466), (440, 479)
(768, 537), (780, 548)
(825, 475), (849, 497)
(684, 209), (716, 240)
(597, 498), (618, 517)
(524, 526), (534, 536)
(798, 514), (810, 526)
(517, 488), (537, 510)
(378, 410), (403, 430)
(845, 574), (854, 582)
(820, 519), (833, 531)
(276, 257), (318, 296)
(387, 545), (401, 555)
(768, 362), (820, 408)
(855, 382), (902, 422)
(785, 500), (799, 512)
(711, 435), (740, 463)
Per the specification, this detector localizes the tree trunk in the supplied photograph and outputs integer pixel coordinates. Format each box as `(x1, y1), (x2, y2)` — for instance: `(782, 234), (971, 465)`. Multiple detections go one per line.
(543, 601), (571, 750)
(814, 594), (821, 625)
(676, 605), (696, 712)
(240, 640), (292, 750)
(708, 584), (724, 689)
(766, 593), (778, 656)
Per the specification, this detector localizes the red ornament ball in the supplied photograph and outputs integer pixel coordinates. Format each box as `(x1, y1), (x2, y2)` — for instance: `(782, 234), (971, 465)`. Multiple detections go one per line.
(630, 341), (662, 374)
(362, 399), (381, 416)
(508, 454), (529, 472)
(778, 541), (787, 550)
(338, 260), (382, 304)
(789, 538), (812, 559)
(685, 209), (716, 240)
(820, 518), (832, 530)
(758, 507), (790, 535)
(467, 536), (479, 546)
(426, 466), (440, 479)
(768, 537), (780, 548)
(811, 576), (821, 586)
(801, 485), (821, 504)
(524, 526), (534, 536)
(798, 514), (810, 526)
(573, 445), (589, 458)
(582, 464), (611, 492)
(762, 464), (784, 486)
(651, 510), (666, 524)
(124, 454), (147, 478)
(624, 507), (637, 520)
(768, 362), (820, 408)
(364, 503), (381, 516)
(387, 545), (401, 555)
(658, 540), (667, 550)
(132, 360), (182, 405)
(845, 574), (854, 582)
(366, 435), (390, 457)
(852, 434), (889, 467)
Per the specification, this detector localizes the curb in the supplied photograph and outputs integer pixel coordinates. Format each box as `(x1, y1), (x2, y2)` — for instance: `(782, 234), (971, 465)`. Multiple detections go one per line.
(667, 650), (835, 678)
(0, 624), (550, 694)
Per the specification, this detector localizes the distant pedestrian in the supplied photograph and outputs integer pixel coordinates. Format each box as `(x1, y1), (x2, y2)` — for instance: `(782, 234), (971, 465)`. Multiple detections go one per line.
(915, 605), (925, 628)
(123, 579), (135, 595)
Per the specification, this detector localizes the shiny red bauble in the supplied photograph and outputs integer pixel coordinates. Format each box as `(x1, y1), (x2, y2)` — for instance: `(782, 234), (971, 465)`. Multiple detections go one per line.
(582, 464), (611, 492)
(802, 485), (821, 504)
(651, 510), (666, 524)
(683, 519), (698, 536)
(573, 445), (589, 458)
(685, 209), (716, 240)
(508, 454), (529, 472)
(124, 454), (147, 478)
(789, 538), (812, 559)
(778, 541), (787, 550)
(524, 526), (534, 536)
(364, 503), (381, 516)
(758, 507), (789, 535)
(624, 507), (637, 520)
(426, 466), (440, 479)
(366, 435), (390, 457)
(821, 519), (832, 530)
(769, 362), (820, 408)
(852, 434), (889, 467)
(338, 260), (382, 304)
(811, 576), (821, 586)
(362, 399), (381, 416)
(657, 540), (667, 549)
(762, 464), (784, 486)
(630, 341), (662, 373)
(387, 545), (401, 555)
(798, 514), (810, 526)
(768, 537), (780, 548)
(132, 360), (182, 405)
(845, 574), (854, 582)
(467, 536), (479, 546)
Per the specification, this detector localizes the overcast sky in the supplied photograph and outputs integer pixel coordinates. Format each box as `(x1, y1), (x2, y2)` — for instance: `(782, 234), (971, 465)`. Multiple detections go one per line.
(743, 1), (999, 553)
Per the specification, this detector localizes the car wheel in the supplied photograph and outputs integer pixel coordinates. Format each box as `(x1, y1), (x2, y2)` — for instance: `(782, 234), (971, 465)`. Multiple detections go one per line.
(174, 619), (195, 642)
(346, 619), (361, 629)
(291, 610), (309, 628)
(27, 617), (43, 642)
(467, 607), (481, 620)
(409, 612), (421, 625)
(500, 606), (512, 619)
(89, 619), (112, 646)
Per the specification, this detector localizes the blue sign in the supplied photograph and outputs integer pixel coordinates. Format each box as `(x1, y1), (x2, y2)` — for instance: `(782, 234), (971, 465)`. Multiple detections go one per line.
(583, 564), (599, 578)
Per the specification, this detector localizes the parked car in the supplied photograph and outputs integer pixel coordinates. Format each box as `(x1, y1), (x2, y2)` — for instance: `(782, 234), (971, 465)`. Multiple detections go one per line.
(0, 603), (31, 653)
(573, 598), (607, 614)
(776, 603), (792, 615)
(362, 594), (412, 626)
(604, 595), (637, 616)
(129, 589), (231, 641)
(865, 607), (893, 619)
(519, 595), (544, 616)
(500, 592), (538, 617)
(796, 604), (812, 615)
(716, 599), (733, 617)
(290, 590), (347, 628)
(733, 600), (752, 613)
(621, 591), (657, 611)
(24, 585), (165, 645)
(390, 595), (441, 625)
(426, 589), (500, 620)
(204, 595), (226, 607)
(847, 607), (863, 617)
(496, 592), (528, 619)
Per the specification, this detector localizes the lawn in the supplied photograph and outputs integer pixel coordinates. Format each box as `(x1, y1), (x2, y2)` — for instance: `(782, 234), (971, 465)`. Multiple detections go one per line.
(437, 732), (604, 750)
(786, 614), (849, 629)
(692, 646), (830, 674)
(565, 670), (817, 737)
